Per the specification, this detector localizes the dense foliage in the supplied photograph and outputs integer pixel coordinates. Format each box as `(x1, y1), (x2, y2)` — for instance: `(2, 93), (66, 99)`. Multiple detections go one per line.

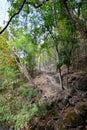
(0, 0), (87, 129)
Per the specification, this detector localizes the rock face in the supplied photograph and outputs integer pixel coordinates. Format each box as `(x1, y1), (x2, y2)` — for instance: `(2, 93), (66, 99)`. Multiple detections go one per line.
(63, 72), (87, 91)
(77, 55), (87, 71)
(75, 102), (87, 117)
(58, 109), (83, 130)
(76, 75), (87, 91)
(57, 102), (87, 130)
(28, 70), (87, 130)
(31, 103), (87, 130)
(28, 90), (87, 130)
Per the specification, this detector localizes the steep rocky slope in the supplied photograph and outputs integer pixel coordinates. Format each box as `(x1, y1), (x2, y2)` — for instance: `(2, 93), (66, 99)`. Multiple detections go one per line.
(27, 56), (87, 130)
(0, 56), (87, 130)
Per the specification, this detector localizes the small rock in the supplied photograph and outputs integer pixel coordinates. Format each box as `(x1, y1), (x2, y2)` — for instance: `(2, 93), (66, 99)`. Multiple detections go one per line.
(58, 102), (65, 109)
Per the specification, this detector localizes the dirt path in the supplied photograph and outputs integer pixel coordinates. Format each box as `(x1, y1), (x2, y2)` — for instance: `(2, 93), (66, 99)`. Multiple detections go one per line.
(24, 72), (62, 101)
(33, 73), (62, 101)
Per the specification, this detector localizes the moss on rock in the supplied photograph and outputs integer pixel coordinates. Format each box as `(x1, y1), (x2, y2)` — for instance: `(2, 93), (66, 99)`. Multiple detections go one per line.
(75, 102), (87, 117)
(58, 109), (83, 130)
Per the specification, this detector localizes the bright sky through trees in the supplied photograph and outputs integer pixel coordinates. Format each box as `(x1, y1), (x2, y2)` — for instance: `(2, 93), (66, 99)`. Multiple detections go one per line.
(0, 0), (9, 26)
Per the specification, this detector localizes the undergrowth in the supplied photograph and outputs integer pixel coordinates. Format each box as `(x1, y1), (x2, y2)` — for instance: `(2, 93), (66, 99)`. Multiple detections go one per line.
(0, 85), (48, 130)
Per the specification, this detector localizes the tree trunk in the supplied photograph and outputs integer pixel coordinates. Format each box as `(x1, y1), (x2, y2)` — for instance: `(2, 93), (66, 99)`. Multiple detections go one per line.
(52, 0), (64, 90)
(14, 50), (37, 87)
(61, 0), (87, 39)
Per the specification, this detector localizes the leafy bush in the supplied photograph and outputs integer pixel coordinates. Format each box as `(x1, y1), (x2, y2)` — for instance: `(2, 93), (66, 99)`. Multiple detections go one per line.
(15, 103), (38, 129)
(0, 94), (38, 129)
(21, 86), (41, 101)
(0, 97), (12, 127)
(0, 85), (48, 129)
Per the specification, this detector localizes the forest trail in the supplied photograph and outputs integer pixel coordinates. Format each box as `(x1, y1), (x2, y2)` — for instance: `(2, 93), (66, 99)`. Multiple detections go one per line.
(24, 71), (62, 102)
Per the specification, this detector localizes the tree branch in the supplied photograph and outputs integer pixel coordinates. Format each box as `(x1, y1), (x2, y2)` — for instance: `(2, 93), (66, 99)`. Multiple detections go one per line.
(0, 0), (49, 35)
(0, 0), (26, 34)
(61, 0), (87, 38)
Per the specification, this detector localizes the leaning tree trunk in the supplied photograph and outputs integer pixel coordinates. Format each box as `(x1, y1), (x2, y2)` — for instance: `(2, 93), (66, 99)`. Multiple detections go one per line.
(14, 50), (37, 87)
(61, 0), (87, 55)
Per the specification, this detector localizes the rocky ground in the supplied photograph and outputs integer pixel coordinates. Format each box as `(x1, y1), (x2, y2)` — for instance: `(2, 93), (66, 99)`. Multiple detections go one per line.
(26, 58), (87, 130)
(0, 56), (87, 130)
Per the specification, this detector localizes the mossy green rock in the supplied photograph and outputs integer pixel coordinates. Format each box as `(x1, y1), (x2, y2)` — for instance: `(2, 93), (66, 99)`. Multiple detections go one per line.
(59, 110), (83, 130)
(75, 102), (87, 117)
